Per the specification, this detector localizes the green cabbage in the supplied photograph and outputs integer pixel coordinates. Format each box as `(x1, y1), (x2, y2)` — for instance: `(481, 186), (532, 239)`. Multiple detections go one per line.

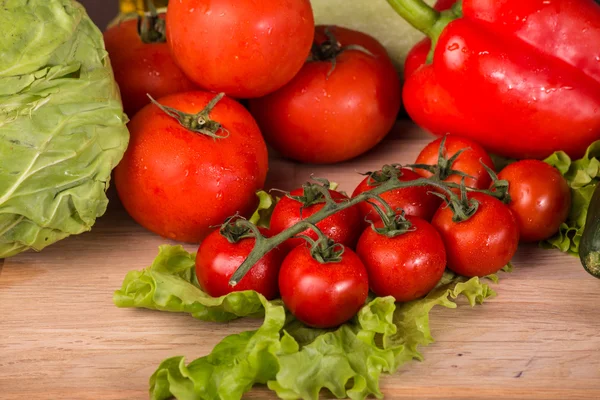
(0, 0), (129, 258)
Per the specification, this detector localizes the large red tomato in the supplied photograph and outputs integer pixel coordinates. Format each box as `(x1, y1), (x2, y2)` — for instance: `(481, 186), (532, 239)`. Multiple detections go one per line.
(356, 216), (447, 302)
(103, 16), (197, 117)
(248, 25), (402, 164)
(114, 91), (268, 243)
(431, 192), (519, 277)
(497, 160), (571, 242)
(279, 243), (369, 328)
(166, 0), (315, 98)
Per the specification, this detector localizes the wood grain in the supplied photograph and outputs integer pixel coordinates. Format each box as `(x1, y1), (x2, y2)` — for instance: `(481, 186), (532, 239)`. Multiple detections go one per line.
(1, 122), (599, 400)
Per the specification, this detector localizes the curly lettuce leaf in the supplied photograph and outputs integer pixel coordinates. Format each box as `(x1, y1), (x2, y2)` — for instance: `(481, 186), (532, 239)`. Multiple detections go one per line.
(150, 297), (289, 400)
(543, 141), (600, 255)
(249, 191), (279, 229)
(113, 245), (269, 322)
(126, 246), (498, 400)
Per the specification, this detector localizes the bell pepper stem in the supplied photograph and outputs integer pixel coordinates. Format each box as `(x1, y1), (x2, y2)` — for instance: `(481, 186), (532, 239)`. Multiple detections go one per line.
(385, 0), (441, 36)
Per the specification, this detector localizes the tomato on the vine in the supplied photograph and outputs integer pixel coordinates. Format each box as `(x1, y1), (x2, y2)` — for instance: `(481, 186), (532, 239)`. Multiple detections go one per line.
(352, 167), (442, 223)
(269, 187), (361, 252)
(356, 216), (446, 302)
(248, 25), (402, 164)
(195, 228), (284, 300)
(415, 136), (495, 190)
(103, 16), (197, 117)
(166, 0), (314, 98)
(497, 160), (571, 242)
(114, 91), (268, 243)
(278, 243), (369, 328)
(431, 192), (519, 277)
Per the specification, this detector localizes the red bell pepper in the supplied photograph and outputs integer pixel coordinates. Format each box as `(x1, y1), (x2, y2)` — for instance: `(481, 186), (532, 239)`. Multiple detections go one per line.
(388, 0), (600, 159)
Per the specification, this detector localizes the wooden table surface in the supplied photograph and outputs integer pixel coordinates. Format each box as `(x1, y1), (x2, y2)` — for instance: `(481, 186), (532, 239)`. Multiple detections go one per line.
(2, 122), (600, 400)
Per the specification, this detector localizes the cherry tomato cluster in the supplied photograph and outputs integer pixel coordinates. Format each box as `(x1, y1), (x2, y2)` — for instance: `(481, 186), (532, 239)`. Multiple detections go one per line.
(106, 0), (402, 243)
(194, 135), (572, 329)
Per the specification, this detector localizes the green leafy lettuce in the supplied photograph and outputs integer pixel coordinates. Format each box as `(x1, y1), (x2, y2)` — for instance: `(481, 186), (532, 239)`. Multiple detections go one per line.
(0, 0), (129, 258)
(543, 141), (600, 255)
(115, 246), (497, 400)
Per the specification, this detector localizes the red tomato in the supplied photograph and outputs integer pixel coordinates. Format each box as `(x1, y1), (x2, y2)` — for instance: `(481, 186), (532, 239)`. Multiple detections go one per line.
(165, 0), (314, 98)
(352, 168), (442, 223)
(269, 188), (361, 252)
(415, 136), (495, 190)
(279, 244), (369, 328)
(195, 228), (284, 300)
(103, 17), (197, 117)
(114, 91), (268, 243)
(356, 216), (446, 302)
(432, 192), (519, 277)
(248, 25), (402, 164)
(497, 160), (571, 242)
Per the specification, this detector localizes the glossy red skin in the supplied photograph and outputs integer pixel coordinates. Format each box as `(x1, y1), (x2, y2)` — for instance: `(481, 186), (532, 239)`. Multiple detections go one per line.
(432, 192), (519, 277)
(278, 244), (369, 328)
(269, 189), (361, 252)
(248, 26), (402, 164)
(195, 229), (284, 300)
(352, 168), (442, 224)
(103, 17), (197, 118)
(356, 217), (446, 302)
(498, 160), (571, 242)
(114, 91), (268, 243)
(404, 0), (600, 159)
(166, 0), (314, 98)
(415, 136), (495, 189)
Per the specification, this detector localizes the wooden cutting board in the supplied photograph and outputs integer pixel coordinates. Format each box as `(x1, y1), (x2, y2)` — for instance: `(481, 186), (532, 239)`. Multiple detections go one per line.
(1, 121), (600, 400)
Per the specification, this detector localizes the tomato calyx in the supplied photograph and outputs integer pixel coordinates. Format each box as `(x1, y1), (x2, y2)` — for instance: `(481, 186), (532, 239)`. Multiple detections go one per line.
(485, 163), (512, 204)
(366, 195), (415, 238)
(434, 178), (480, 222)
(137, 0), (166, 44)
(411, 135), (474, 181)
(361, 164), (405, 186)
(299, 223), (345, 264)
(148, 92), (230, 139)
(287, 178), (336, 208)
(219, 216), (259, 244)
(307, 27), (374, 77)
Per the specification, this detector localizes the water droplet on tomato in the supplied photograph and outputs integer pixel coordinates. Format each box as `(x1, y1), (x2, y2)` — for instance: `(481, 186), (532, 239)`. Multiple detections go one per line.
(562, 86), (573, 91)
(447, 43), (460, 51)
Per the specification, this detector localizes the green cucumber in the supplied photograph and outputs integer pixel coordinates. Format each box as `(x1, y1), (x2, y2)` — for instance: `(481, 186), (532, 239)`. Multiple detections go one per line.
(579, 183), (600, 279)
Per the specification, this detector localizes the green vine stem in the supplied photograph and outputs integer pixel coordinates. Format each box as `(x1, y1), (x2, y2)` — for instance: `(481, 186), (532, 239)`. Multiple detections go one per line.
(229, 171), (481, 286)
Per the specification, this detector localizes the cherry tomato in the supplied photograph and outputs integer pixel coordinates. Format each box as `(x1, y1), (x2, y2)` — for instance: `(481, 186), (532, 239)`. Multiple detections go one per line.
(114, 91), (268, 243)
(415, 136), (495, 190)
(195, 228), (284, 300)
(166, 0), (314, 98)
(497, 160), (571, 242)
(356, 216), (446, 302)
(431, 192), (519, 277)
(269, 188), (361, 252)
(103, 16), (197, 117)
(352, 168), (442, 224)
(248, 25), (402, 164)
(279, 244), (369, 328)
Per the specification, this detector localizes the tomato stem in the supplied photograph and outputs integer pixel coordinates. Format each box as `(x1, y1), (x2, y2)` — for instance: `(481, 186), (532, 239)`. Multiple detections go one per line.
(137, 0), (166, 43)
(147, 92), (230, 139)
(308, 27), (375, 77)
